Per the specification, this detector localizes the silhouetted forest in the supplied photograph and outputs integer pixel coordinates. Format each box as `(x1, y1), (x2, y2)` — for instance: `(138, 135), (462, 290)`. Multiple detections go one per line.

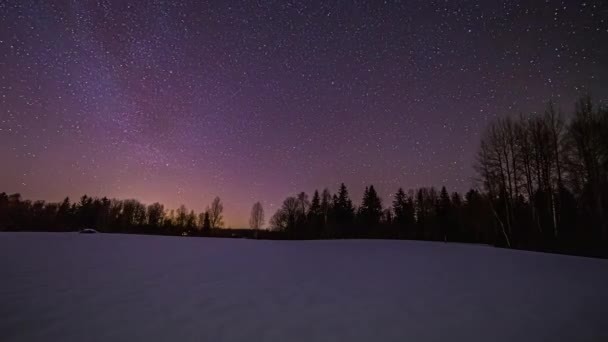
(1, 97), (607, 257)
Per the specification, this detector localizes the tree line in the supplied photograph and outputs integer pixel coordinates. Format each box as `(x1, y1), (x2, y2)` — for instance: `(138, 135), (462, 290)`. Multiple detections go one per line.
(0, 96), (607, 257)
(267, 97), (608, 256)
(268, 184), (491, 243)
(0, 194), (225, 236)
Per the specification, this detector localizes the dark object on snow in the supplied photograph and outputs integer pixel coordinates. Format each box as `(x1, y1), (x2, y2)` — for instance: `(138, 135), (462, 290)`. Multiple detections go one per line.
(79, 228), (98, 234)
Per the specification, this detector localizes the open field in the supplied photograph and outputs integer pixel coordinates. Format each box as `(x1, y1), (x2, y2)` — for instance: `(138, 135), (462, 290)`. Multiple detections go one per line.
(1, 232), (607, 341)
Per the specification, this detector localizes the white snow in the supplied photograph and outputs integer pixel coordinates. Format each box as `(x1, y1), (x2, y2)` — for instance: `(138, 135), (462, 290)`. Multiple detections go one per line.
(1, 232), (607, 342)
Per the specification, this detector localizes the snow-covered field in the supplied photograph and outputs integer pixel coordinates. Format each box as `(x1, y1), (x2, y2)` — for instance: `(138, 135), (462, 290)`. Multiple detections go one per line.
(1, 233), (607, 342)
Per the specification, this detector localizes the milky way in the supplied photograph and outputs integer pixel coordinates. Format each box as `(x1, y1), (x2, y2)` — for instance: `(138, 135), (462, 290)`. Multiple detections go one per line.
(1, 1), (607, 227)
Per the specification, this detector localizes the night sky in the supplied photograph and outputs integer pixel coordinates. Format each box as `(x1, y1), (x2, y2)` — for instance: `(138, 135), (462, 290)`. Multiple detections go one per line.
(1, 1), (607, 227)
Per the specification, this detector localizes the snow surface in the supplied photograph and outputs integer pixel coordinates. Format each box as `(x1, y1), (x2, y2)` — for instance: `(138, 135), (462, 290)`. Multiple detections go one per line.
(1, 233), (607, 342)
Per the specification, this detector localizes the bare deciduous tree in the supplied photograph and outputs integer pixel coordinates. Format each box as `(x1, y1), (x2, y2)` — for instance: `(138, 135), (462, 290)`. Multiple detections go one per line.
(321, 188), (332, 226)
(270, 196), (300, 231)
(206, 197), (224, 229)
(296, 192), (310, 218)
(176, 205), (188, 228)
(249, 202), (264, 230)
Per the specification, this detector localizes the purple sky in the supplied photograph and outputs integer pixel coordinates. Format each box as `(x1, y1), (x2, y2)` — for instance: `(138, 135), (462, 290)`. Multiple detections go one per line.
(1, 1), (607, 227)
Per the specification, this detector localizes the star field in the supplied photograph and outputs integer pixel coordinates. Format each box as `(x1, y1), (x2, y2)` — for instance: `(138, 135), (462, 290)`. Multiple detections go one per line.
(1, 0), (607, 227)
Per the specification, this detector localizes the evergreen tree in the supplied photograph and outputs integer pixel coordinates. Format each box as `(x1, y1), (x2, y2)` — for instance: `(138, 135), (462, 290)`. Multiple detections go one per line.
(57, 197), (72, 230)
(450, 192), (463, 241)
(359, 185), (383, 233)
(309, 190), (321, 217)
(202, 212), (211, 232)
(438, 186), (452, 242)
(393, 188), (407, 216)
(334, 183), (354, 236)
(308, 190), (322, 236)
(392, 188), (416, 238)
(78, 195), (94, 228)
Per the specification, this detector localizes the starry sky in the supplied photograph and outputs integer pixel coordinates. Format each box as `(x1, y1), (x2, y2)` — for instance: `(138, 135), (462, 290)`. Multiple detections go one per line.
(1, 1), (607, 227)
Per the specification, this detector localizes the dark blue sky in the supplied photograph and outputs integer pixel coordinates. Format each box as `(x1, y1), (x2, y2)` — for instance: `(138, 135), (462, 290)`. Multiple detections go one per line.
(1, 0), (607, 226)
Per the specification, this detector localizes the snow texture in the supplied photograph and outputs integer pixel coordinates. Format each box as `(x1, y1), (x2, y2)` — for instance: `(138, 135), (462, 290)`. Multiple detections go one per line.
(1, 232), (607, 342)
